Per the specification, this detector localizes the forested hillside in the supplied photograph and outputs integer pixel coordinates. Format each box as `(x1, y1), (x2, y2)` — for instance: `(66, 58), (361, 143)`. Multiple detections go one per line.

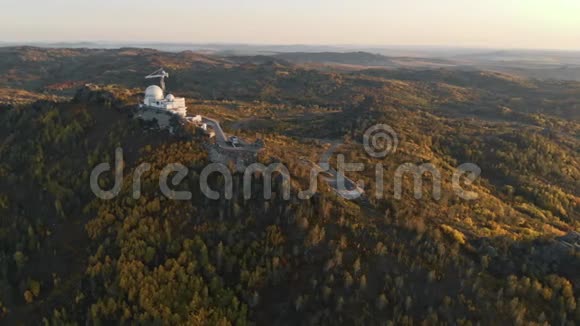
(0, 47), (578, 325)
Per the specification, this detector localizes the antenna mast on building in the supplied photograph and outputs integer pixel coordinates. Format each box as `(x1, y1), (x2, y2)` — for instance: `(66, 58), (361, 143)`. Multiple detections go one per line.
(145, 68), (169, 91)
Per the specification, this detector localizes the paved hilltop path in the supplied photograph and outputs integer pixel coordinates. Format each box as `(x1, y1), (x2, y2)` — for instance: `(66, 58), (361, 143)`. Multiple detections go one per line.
(200, 116), (264, 152)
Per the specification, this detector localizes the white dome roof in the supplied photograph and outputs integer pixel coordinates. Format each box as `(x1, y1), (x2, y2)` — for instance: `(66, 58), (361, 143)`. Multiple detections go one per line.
(145, 85), (163, 100)
(166, 94), (175, 101)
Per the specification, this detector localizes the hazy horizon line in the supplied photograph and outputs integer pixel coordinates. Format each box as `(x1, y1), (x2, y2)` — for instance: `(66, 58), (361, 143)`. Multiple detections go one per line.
(2, 40), (580, 53)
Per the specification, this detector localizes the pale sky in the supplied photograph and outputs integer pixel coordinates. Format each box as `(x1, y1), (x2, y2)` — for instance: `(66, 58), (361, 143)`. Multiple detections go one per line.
(1, 0), (579, 50)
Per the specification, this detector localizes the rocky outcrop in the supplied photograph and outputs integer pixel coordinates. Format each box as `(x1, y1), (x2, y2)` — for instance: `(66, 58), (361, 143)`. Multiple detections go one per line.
(206, 143), (259, 171)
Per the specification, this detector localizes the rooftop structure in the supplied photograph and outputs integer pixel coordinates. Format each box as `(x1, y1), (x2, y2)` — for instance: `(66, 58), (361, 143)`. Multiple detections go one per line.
(139, 69), (187, 117)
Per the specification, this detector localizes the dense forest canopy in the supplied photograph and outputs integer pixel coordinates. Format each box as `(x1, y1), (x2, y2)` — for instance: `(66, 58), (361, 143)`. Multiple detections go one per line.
(0, 47), (578, 325)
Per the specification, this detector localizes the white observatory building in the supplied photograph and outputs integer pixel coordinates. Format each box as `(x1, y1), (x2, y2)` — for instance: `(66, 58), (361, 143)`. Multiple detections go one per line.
(140, 69), (187, 117)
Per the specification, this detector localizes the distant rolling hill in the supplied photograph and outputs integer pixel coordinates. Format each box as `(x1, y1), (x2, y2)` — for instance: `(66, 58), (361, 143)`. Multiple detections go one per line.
(271, 51), (460, 70)
(273, 51), (396, 66)
(270, 50), (580, 81)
